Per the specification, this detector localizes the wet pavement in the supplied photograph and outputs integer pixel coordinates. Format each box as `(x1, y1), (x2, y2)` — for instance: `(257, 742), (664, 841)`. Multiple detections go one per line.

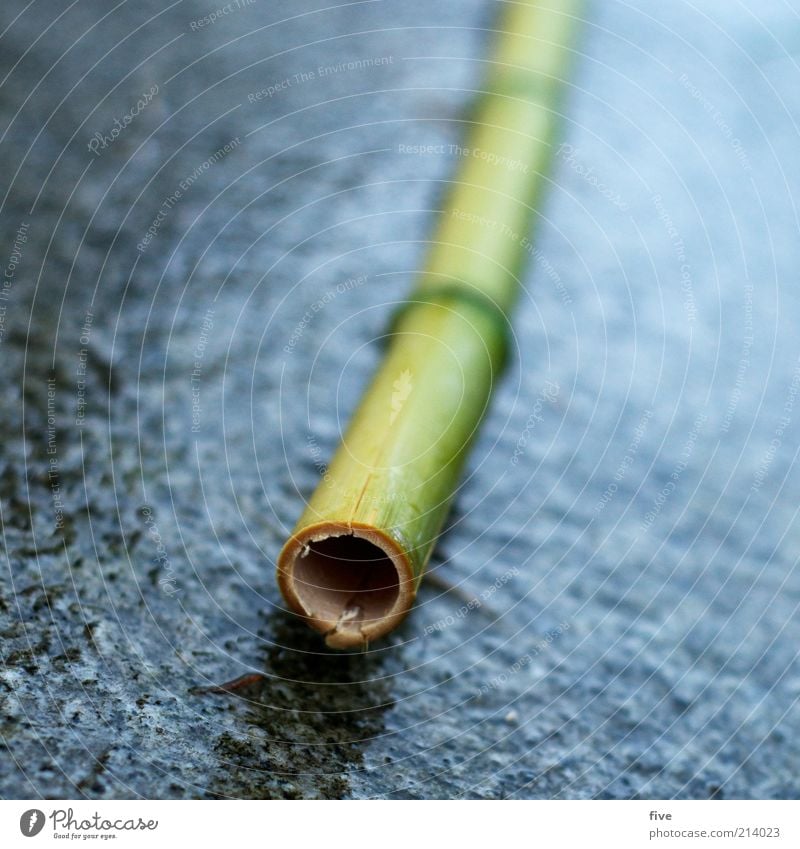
(1, 0), (799, 798)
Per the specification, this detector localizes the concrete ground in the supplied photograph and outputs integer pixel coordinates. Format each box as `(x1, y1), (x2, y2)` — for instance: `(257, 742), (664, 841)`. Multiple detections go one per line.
(1, 0), (799, 798)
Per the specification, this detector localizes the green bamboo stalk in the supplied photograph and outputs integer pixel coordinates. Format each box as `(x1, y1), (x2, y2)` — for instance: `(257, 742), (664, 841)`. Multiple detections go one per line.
(278, 0), (582, 648)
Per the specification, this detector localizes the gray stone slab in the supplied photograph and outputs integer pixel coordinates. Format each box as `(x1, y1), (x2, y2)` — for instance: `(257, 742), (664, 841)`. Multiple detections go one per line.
(0, 0), (798, 799)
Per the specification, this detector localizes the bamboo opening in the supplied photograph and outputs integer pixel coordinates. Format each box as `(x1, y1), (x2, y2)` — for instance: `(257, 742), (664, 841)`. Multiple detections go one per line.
(279, 526), (416, 648)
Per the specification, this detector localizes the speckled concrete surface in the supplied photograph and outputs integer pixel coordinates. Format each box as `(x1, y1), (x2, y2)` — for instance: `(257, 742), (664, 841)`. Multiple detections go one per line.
(1, 0), (799, 799)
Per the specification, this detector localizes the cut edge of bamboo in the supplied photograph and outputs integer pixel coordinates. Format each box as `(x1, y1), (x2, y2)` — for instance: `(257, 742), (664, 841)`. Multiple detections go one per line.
(277, 521), (416, 649)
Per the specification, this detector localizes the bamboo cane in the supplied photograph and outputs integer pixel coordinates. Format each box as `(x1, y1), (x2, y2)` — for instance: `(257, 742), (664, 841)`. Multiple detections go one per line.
(277, 0), (582, 648)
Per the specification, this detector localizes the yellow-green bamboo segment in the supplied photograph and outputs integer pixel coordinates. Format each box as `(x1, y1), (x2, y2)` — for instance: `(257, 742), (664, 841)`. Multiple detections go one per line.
(278, 0), (582, 648)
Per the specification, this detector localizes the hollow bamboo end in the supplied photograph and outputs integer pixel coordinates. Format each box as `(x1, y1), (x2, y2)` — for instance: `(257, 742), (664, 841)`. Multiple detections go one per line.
(277, 521), (416, 649)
